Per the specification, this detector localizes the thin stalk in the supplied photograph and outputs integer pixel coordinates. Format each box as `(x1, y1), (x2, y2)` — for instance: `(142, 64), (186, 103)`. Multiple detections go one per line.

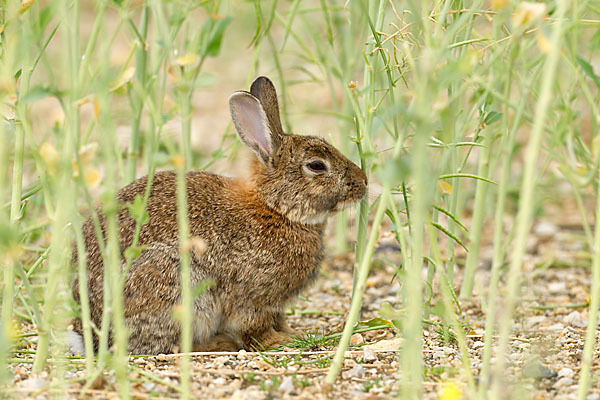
(180, 87), (193, 171)
(2, 19), (31, 341)
(427, 224), (476, 394)
(576, 144), (600, 400)
(32, 0), (80, 372)
(126, 4), (149, 183)
(479, 77), (528, 396)
(73, 215), (95, 371)
(490, 1), (568, 397)
(325, 187), (389, 386)
(175, 160), (193, 400)
(459, 110), (494, 299)
(401, 125), (428, 399)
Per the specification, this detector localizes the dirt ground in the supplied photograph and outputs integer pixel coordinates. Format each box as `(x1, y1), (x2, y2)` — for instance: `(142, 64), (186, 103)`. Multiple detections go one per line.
(7, 204), (600, 399)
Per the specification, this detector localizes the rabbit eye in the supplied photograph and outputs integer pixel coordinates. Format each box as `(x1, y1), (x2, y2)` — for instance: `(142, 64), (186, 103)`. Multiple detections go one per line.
(306, 160), (328, 173)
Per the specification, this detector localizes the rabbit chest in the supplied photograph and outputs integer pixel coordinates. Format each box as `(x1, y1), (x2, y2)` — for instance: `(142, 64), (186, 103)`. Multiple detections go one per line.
(114, 171), (325, 308)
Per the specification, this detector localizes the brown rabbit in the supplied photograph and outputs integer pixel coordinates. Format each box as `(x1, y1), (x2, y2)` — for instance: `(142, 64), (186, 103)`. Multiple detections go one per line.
(70, 77), (367, 355)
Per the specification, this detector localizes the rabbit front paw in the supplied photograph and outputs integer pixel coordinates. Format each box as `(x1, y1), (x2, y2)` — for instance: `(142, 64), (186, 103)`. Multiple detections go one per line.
(244, 328), (295, 350)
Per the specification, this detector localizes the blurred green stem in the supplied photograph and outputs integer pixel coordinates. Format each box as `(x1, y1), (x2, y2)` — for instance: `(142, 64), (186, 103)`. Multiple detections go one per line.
(490, 1), (568, 397)
(459, 109), (493, 300)
(576, 167), (600, 399)
(325, 187), (388, 386)
(478, 42), (524, 395)
(126, 4), (149, 183)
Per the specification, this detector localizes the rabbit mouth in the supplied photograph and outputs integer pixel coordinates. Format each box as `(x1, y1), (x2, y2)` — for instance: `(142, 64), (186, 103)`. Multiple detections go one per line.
(333, 200), (358, 212)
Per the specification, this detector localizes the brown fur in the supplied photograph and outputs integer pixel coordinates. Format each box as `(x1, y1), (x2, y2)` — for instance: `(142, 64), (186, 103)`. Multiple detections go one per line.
(71, 77), (367, 354)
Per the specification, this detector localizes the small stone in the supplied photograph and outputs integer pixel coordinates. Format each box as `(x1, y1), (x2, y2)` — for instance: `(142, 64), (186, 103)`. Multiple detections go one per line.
(548, 282), (566, 293)
(534, 221), (558, 239)
(522, 359), (557, 380)
(17, 377), (48, 390)
(547, 323), (564, 331)
(555, 377), (574, 388)
(365, 338), (403, 351)
(348, 364), (365, 378)
(343, 359), (356, 368)
(278, 376), (294, 392)
(510, 353), (523, 361)
(363, 347), (377, 362)
(237, 349), (247, 360)
(213, 356), (229, 368)
(526, 316), (546, 328)
(350, 333), (364, 345)
(565, 311), (587, 328)
(472, 341), (484, 348)
(214, 377), (226, 385)
(587, 393), (600, 400)
(141, 382), (156, 391)
(256, 359), (272, 371)
(558, 367), (575, 379)
(157, 354), (167, 361)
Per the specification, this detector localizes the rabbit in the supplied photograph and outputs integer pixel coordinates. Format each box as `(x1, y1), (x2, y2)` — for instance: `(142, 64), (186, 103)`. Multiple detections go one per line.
(70, 76), (367, 355)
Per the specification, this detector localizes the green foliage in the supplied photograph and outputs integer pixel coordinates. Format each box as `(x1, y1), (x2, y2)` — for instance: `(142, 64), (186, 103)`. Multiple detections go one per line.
(1, 0), (599, 397)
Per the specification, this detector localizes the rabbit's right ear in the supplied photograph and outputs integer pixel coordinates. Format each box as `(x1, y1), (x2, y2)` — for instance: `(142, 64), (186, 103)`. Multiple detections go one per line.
(229, 91), (280, 165)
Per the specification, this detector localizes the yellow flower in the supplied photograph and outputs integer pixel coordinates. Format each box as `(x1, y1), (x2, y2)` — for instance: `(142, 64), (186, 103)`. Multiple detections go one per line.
(171, 155), (185, 168)
(438, 180), (453, 195)
(536, 32), (551, 53)
(19, 0), (35, 14)
(176, 53), (199, 67)
(84, 168), (101, 189)
(439, 380), (463, 400)
(109, 66), (135, 91)
(491, 0), (509, 10)
(40, 142), (59, 175)
(512, 2), (546, 28)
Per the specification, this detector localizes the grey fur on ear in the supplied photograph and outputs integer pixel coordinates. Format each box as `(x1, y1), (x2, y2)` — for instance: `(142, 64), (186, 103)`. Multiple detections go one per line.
(229, 91), (274, 164)
(250, 77), (284, 147)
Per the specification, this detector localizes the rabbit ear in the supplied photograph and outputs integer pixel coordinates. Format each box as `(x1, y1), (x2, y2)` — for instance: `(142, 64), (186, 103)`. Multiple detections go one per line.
(250, 76), (284, 140)
(229, 91), (277, 164)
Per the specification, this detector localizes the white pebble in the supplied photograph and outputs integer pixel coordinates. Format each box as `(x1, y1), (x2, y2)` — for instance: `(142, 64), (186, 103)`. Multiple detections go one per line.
(350, 333), (364, 345)
(17, 378), (48, 390)
(534, 221), (558, 238)
(278, 376), (294, 392)
(363, 347), (377, 362)
(555, 377), (574, 388)
(548, 323), (564, 331)
(548, 282), (566, 293)
(565, 311), (587, 328)
(348, 364), (365, 378)
(214, 377), (226, 385)
(558, 367), (575, 379)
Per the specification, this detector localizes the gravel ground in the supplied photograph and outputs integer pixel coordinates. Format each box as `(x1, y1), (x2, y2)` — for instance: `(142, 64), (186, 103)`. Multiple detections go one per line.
(6, 218), (600, 399)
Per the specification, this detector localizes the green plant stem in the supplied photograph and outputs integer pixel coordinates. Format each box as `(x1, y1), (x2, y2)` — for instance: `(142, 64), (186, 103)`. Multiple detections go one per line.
(126, 4), (149, 183)
(32, 0), (80, 372)
(175, 160), (193, 399)
(576, 160), (600, 399)
(402, 127), (427, 399)
(73, 215), (95, 371)
(459, 117), (494, 299)
(490, 1), (568, 397)
(478, 44), (525, 395)
(2, 19), (32, 342)
(325, 187), (389, 387)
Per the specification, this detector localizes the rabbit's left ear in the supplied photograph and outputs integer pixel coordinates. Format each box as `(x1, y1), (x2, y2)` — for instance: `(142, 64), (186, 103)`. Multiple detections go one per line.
(250, 76), (284, 139)
(229, 91), (280, 165)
